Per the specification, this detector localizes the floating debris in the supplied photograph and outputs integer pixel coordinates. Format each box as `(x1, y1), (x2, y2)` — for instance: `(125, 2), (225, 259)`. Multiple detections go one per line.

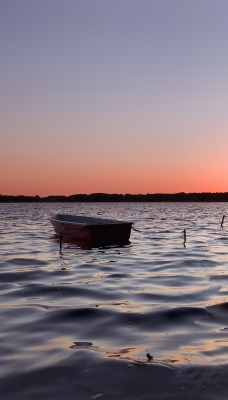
(70, 341), (93, 349)
(146, 353), (153, 361)
(91, 394), (104, 399)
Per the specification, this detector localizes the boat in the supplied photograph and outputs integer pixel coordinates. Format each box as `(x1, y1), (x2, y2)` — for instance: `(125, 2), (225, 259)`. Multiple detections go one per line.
(50, 214), (133, 248)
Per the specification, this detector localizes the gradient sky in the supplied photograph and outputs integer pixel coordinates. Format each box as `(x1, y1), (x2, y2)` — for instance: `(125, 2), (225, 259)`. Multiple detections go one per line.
(1, 0), (228, 196)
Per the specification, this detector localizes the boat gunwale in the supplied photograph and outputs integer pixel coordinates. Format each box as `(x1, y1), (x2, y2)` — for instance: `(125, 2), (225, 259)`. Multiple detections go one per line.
(50, 214), (133, 227)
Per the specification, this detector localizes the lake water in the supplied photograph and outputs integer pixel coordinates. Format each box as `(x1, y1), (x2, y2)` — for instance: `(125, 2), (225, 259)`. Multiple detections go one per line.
(1, 202), (228, 399)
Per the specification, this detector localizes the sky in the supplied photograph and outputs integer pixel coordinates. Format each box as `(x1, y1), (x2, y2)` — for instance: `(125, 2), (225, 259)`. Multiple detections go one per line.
(1, 0), (228, 196)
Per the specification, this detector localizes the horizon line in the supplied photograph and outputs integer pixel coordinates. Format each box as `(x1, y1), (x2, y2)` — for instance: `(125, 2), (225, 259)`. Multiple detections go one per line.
(1, 191), (228, 198)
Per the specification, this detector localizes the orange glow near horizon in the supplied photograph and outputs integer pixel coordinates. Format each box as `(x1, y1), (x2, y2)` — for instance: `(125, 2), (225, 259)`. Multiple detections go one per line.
(2, 124), (228, 196)
(2, 124), (228, 197)
(1, 154), (228, 197)
(1, 125), (228, 197)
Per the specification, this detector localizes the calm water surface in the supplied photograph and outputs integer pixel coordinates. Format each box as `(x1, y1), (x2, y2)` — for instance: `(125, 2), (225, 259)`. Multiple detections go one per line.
(1, 202), (228, 399)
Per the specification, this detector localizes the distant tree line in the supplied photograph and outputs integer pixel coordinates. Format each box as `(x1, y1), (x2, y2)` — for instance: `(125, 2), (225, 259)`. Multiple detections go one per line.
(1, 192), (228, 202)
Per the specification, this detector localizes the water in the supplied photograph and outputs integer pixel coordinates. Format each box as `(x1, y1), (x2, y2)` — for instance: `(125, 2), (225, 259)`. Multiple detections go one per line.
(1, 202), (228, 399)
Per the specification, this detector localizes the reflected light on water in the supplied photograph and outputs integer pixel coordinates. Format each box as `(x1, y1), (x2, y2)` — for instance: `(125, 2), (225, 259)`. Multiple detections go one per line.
(1, 201), (228, 378)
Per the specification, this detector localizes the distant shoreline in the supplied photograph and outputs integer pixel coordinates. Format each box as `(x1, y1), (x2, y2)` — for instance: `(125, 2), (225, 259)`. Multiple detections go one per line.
(1, 192), (228, 202)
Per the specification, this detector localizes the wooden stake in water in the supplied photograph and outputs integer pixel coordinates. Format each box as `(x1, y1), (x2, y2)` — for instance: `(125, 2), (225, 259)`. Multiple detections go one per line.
(59, 233), (62, 252)
(183, 229), (186, 246)
(221, 215), (225, 228)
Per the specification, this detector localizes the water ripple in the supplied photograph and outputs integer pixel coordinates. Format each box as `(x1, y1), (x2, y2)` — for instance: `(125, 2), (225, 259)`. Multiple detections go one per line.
(1, 202), (228, 398)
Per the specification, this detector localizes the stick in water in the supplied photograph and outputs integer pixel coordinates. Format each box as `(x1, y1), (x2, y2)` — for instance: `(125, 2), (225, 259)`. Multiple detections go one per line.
(60, 233), (62, 252)
(183, 229), (186, 246)
(221, 215), (225, 228)
(133, 227), (142, 233)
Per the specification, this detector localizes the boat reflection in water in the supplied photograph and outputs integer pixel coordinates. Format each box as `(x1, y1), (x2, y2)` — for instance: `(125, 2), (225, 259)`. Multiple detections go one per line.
(50, 214), (133, 249)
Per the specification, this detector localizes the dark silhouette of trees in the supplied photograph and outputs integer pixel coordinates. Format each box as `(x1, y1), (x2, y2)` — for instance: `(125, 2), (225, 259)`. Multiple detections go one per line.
(1, 192), (228, 202)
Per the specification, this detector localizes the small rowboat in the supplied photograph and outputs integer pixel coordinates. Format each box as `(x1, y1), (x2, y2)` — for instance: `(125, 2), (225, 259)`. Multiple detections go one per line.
(50, 214), (133, 247)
